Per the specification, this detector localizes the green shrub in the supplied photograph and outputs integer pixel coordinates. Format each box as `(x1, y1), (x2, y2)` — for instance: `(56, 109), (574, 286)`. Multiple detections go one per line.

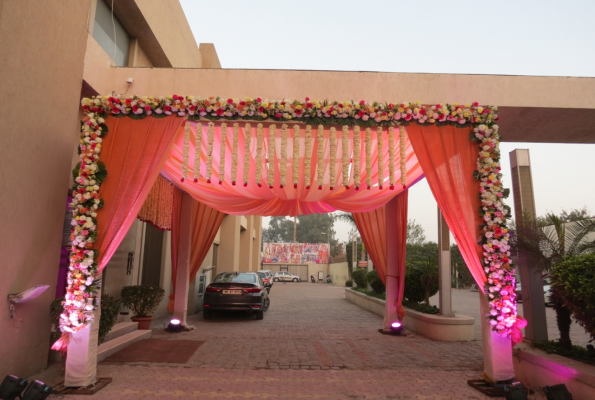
(345, 280), (353, 287)
(551, 253), (595, 342)
(99, 294), (122, 344)
(351, 287), (386, 300)
(404, 266), (439, 304)
(402, 299), (440, 315)
(366, 270), (385, 294)
(121, 285), (165, 317)
(352, 268), (368, 288)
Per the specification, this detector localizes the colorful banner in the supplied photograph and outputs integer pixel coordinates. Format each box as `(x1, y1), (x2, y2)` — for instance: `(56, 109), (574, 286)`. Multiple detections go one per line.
(263, 243), (330, 264)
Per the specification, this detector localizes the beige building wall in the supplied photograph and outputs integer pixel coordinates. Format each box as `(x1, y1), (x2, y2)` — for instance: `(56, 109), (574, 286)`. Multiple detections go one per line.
(0, 0), (92, 379)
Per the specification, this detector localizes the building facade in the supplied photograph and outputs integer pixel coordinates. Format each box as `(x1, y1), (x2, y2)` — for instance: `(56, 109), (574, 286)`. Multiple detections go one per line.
(0, 0), (261, 379)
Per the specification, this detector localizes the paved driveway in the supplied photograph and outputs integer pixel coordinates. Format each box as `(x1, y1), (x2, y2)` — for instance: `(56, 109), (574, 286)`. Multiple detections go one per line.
(35, 283), (547, 399)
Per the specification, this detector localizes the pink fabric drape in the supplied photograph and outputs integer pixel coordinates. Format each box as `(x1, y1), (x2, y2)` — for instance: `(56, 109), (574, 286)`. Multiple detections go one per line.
(167, 199), (224, 312)
(96, 117), (185, 271)
(406, 125), (486, 290)
(386, 191), (408, 321)
(169, 185), (183, 294)
(353, 207), (387, 283)
(161, 122), (423, 216)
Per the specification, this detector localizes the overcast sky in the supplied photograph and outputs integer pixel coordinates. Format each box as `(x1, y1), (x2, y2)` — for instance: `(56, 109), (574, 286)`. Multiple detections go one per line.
(180, 0), (595, 244)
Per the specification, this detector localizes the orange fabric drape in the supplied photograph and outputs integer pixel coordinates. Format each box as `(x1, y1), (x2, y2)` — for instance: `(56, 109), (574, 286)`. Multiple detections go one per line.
(167, 199), (224, 312)
(353, 206), (387, 283)
(137, 175), (175, 230)
(406, 125), (486, 290)
(386, 191), (408, 320)
(169, 185), (183, 291)
(95, 117), (185, 271)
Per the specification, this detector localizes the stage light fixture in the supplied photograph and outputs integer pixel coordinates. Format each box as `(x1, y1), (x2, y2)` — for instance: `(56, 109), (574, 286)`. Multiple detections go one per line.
(0, 375), (28, 400)
(390, 321), (403, 335)
(503, 383), (528, 400)
(20, 380), (51, 400)
(166, 318), (183, 333)
(544, 384), (573, 400)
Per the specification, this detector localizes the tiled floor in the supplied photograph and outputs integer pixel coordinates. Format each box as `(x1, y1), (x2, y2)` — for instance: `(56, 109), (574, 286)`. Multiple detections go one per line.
(34, 283), (547, 399)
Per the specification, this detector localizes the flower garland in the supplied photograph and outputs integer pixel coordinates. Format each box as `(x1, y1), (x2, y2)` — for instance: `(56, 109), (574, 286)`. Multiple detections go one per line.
(181, 123), (190, 182)
(305, 125), (312, 189)
(231, 123), (239, 185)
(268, 124), (276, 188)
(399, 127), (407, 189)
(206, 122), (214, 183)
(88, 96), (498, 127)
(280, 124), (287, 188)
(72, 96), (515, 339)
(317, 125), (324, 190)
(365, 128), (372, 189)
(329, 127), (336, 190)
(292, 125), (300, 188)
(472, 123), (516, 335)
(52, 112), (106, 351)
(377, 127), (384, 189)
(256, 123), (263, 187)
(219, 123), (227, 184)
(342, 126), (349, 189)
(193, 122), (202, 182)
(388, 127), (396, 189)
(243, 123), (251, 187)
(354, 126), (361, 189)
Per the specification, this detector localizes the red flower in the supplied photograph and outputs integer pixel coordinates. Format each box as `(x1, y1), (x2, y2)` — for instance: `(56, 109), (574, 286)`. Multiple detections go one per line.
(357, 111), (365, 117)
(281, 101), (286, 105)
(200, 108), (205, 112)
(275, 113), (281, 118)
(359, 100), (366, 105)
(216, 108), (224, 116)
(227, 98), (234, 104)
(419, 108), (426, 115)
(256, 97), (262, 102)
(132, 105), (139, 112)
(144, 105), (151, 111)
(108, 97), (115, 103)
(306, 102), (313, 109)
(329, 107), (334, 112)
(258, 106), (265, 112)
(115, 99), (121, 104)
(305, 97), (310, 101)
(388, 103), (394, 108)
(338, 104), (343, 108)
(295, 109), (303, 115)
(240, 101), (246, 106)
(472, 102), (479, 107)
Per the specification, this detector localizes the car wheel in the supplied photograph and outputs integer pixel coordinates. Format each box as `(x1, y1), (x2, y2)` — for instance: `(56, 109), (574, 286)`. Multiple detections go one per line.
(292, 278), (298, 282)
(256, 309), (264, 320)
(203, 308), (212, 319)
(263, 297), (270, 312)
(274, 277), (279, 282)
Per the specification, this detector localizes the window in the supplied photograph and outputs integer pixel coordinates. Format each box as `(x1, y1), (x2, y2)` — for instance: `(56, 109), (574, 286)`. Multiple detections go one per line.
(214, 273), (257, 284)
(93, 0), (130, 66)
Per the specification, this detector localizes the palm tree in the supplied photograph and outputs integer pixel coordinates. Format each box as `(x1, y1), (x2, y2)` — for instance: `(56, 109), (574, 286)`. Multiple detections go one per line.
(334, 212), (367, 261)
(513, 212), (595, 348)
(410, 255), (439, 305)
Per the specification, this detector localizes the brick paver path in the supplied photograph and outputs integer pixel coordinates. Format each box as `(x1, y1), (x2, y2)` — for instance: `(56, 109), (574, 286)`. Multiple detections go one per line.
(35, 283), (546, 399)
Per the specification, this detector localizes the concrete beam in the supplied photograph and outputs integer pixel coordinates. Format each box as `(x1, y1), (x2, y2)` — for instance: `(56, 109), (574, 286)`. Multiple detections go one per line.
(97, 68), (595, 144)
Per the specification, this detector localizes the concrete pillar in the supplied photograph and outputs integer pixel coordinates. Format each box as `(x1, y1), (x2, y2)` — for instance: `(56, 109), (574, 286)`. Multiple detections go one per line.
(510, 149), (548, 342)
(173, 194), (193, 325)
(239, 216), (253, 272)
(252, 216), (263, 271)
(437, 208), (453, 316)
(219, 215), (241, 271)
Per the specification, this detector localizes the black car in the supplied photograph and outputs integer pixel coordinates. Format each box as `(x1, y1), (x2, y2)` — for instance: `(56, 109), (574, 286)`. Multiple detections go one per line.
(203, 272), (270, 320)
(257, 271), (272, 293)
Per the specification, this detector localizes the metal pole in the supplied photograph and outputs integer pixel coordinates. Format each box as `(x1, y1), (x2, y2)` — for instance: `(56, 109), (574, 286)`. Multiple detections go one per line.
(437, 207), (453, 316)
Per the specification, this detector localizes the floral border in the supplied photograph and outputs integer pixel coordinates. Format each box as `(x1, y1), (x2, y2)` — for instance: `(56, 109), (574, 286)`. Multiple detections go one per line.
(54, 96), (514, 349)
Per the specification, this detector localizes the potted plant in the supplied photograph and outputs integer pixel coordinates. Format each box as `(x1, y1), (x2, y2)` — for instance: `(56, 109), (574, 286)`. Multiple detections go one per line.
(120, 285), (165, 329)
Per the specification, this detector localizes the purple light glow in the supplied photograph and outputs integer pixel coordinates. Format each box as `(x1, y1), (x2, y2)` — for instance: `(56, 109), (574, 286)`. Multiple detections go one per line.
(170, 319), (181, 325)
(391, 322), (401, 328)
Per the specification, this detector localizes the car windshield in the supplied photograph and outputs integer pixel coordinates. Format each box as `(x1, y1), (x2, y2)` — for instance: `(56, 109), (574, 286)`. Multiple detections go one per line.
(214, 273), (257, 284)
(257, 272), (266, 278)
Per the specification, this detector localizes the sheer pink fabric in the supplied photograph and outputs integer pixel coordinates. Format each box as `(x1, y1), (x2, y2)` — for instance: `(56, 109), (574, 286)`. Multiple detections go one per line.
(96, 117), (184, 271)
(353, 191), (408, 323)
(161, 122), (423, 216)
(167, 198), (224, 312)
(407, 125), (486, 290)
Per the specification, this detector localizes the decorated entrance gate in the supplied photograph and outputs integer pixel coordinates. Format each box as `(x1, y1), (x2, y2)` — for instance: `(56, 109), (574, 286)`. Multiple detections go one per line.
(57, 96), (520, 387)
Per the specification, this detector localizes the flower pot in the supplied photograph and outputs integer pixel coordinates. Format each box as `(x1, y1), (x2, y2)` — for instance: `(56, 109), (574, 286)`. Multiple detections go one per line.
(131, 316), (153, 330)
